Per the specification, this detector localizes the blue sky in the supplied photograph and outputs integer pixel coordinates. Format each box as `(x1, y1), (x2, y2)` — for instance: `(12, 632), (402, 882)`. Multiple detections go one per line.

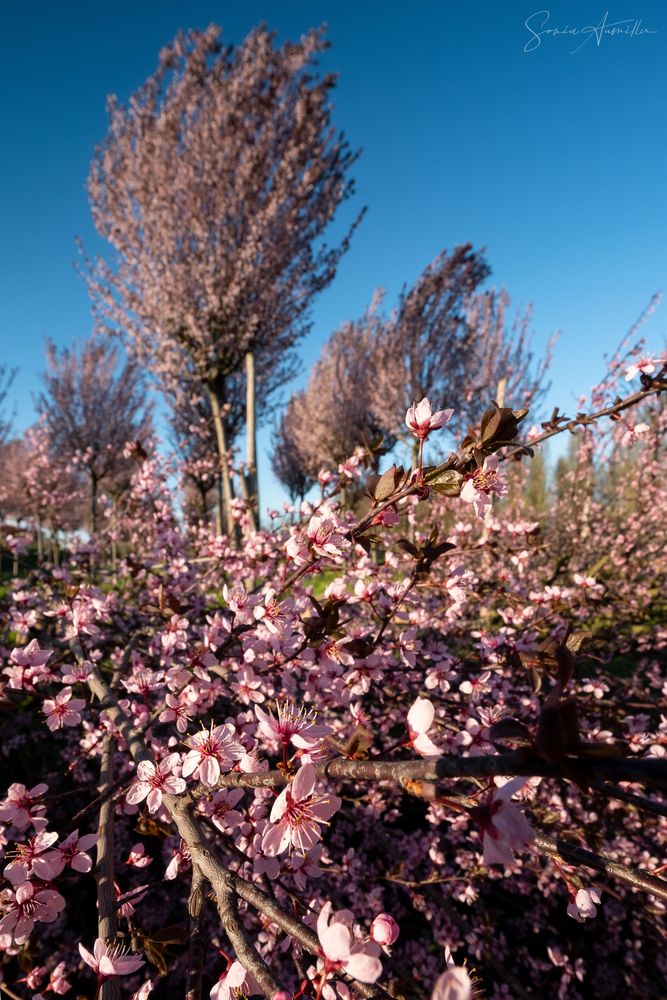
(1, 1), (665, 510)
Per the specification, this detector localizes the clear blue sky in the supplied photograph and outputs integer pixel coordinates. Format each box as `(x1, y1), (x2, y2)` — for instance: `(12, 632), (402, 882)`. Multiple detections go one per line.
(1, 1), (665, 510)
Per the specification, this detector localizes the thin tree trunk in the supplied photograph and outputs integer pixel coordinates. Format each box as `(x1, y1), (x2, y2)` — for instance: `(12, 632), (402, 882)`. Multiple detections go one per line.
(90, 474), (98, 536)
(245, 351), (259, 529)
(36, 515), (44, 564)
(207, 385), (237, 543)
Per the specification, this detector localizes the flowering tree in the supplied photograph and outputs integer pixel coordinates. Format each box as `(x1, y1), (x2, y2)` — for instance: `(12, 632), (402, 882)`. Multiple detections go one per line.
(369, 246), (554, 462)
(37, 338), (153, 535)
(84, 24), (362, 534)
(278, 303), (394, 483)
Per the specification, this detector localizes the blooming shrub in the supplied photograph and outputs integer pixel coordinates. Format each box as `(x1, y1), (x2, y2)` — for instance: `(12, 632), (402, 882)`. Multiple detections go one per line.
(0, 351), (665, 1000)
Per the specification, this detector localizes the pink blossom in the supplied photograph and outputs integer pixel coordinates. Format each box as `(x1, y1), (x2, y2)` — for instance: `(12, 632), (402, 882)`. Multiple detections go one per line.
(253, 588), (290, 634)
(0, 782), (49, 832)
(210, 960), (261, 1000)
(624, 356), (658, 380)
(126, 753), (186, 812)
(472, 778), (535, 866)
(78, 938), (145, 977)
(47, 961), (71, 995)
(4, 640), (53, 691)
(54, 829), (98, 872)
(460, 455), (507, 520)
(255, 701), (331, 751)
(125, 843), (153, 868)
(3, 831), (62, 884)
(405, 398), (453, 441)
(431, 967), (472, 1000)
(262, 763), (341, 855)
(306, 505), (350, 561)
(567, 886), (601, 922)
(182, 724), (246, 786)
(43, 687), (85, 731)
(370, 913), (399, 946)
(406, 698), (442, 757)
(316, 901), (382, 984)
(0, 882), (66, 943)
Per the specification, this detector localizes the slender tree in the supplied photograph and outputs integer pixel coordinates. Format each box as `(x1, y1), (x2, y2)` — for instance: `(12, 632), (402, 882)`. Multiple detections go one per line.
(37, 338), (153, 535)
(84, 24), (362, 534)
(271, 393), (315, 505)
(281, 302), (394, 480)
(370, 245), (553, 463)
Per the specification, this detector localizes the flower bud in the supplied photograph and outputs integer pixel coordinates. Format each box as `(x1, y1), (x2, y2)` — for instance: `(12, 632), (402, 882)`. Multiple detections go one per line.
(370, 912), (399, 946)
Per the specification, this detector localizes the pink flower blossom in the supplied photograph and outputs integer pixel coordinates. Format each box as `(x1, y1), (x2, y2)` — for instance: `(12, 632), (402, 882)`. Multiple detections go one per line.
(43, 687), (85, 730)
(126, 753), (186, 811)
(406, 698), (442, 757)
(125, 843), (153, 868)
(54, 829), (98, 872)
(460, 455), (507, 520)
(262, 763), (341, 856)
(472, 778), (535, 866)
(4, 640), (53, 691)
(78, 938), (145, 978)
(3, 831), (62, 884)
(306, 505), (350, 561)
(210, 960), (260, 1000)
(624, 356), (658, 380)
(47, 961), (71, 995)
(0, 882), (65, 943)
(182, 724), (246, 786)
(316, 901), (382, 984)
(255, 701), (331, 751)
(0, 782), (48, 832)
(431, 967), (472, 1000)
(405, 398), (453, 441)
(567, 886), (601, 922)
(370, 913), (399, 946)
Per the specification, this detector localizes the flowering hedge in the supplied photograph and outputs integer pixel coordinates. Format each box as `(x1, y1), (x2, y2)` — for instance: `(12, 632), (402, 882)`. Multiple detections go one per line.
(0, 350), (665, 1000)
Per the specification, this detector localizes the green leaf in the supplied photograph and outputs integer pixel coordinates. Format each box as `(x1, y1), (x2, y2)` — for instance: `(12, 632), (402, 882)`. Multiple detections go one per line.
(428, 469), (464, 496)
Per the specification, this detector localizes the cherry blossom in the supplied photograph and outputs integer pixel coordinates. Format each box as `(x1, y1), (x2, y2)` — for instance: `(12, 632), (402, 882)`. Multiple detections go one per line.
(472, 778), (535, 866)
(255, 701), (331, 751)
(262, 763), (341, 855)
(42, 687), (85, 730)
(182, 724), (246, 786)
(0, 882), (65, 943)
(316, 901), (382, 984)
(78, 938), (145, 977)
(126, 753), (186, 812)
(460, 455), (508, 519)
(567, 886), (601, 922)
(405, 397), (454, 440)
(406, 698), (442, 757)
(624, 356), (658, 380)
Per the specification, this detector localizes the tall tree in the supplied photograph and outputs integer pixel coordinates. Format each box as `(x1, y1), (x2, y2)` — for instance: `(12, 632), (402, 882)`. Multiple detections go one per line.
(280, 302), (394, 480)
(37, 338), (153, 534)
(84, 24), (362, 533)
(369, 245), (552, 463)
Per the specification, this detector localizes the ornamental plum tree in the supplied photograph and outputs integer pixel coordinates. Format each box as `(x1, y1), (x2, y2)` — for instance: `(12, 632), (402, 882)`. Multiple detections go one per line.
(84, 24), (362, 534)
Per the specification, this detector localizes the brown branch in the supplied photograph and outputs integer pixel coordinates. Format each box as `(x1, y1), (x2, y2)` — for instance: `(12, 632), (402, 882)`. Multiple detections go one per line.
(185, 864), (206, 1000)
(209, 752), (667, 791)
(96, 734), (121, 1000)
(534, 833), (667, 902)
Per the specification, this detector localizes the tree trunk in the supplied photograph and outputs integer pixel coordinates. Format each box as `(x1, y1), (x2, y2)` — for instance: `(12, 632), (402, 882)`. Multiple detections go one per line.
(245, 351), (259, 529)
(36, 515), (44, 563)
(90, 473), (98, 536)
(207, 385), (237, 544)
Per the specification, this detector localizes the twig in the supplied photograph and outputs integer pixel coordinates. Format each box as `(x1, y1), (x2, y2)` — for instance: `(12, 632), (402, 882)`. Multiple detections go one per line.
(185, 864), (205, 1000)
(534, 833), (667, 902)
